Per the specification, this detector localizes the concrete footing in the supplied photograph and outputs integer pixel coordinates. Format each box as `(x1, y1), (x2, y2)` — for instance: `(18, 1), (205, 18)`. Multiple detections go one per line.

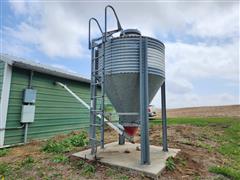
(72, 142), (180, 178)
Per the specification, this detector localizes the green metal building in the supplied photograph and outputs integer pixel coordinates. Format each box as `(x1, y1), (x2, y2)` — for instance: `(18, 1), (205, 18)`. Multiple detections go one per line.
(0, 54), (94, 148)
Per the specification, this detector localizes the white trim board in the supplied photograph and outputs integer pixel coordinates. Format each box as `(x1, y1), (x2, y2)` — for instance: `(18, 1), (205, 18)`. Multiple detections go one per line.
(0, 63), (12, 147)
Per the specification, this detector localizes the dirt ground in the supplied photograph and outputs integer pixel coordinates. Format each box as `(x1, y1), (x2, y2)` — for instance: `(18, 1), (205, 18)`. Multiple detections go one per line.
(157, 105), (240, 118)
(0, 124), (232, 180)
(149, 125), (226, 179)
(0, 105), (239, 179)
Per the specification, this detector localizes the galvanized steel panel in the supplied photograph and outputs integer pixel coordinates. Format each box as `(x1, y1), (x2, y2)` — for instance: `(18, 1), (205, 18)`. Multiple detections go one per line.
(96, 35), (165, 127)
(98, 36), (165, 77)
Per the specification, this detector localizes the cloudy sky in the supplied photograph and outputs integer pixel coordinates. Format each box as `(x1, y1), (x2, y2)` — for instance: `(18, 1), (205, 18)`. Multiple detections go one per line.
(1, 0), (239, 108)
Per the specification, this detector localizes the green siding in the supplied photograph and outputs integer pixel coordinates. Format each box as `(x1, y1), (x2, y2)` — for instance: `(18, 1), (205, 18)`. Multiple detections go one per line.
(0, 61), (5, 101)
(4, 67), (94, 145)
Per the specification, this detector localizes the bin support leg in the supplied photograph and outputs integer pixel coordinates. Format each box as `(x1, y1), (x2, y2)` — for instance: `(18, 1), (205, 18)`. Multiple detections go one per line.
(161, 82), (168, 152)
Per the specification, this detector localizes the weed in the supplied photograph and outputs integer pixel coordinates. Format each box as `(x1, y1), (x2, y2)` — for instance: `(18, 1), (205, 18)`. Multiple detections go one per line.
(69, 132), (88, 147)
(195, 141), (213, 152)
(209, 166), (240, 180)
(0, 149), (9, 157)
(52, 155), (69, 164)
(118, 175), (129, 180)
(166, 156), (176, 171)
(42, 131), (88, 154)
(106, 168), (115, 177)
(76, 160), (86, 168)
(42, 139), (73, 153)
(21, 156), (34, 168)
(0, 163), (11, 176)
(82, 163), (96, 177)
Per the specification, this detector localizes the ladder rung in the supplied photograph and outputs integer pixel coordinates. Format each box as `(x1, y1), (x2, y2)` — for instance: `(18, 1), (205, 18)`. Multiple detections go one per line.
(92, 73), (100, 76)
(92, 70), (102, 73)
(92, 96), (103, 99)
(91, 124), (102, 127)
(93, 55), (103, 60)
(91, 82), (102, 85)
(91, 109), (103, 111)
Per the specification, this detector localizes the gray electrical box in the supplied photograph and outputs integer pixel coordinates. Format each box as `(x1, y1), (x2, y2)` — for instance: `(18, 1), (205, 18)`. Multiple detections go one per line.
(21, 105), (35, 123)
(23, 89), (37, 103)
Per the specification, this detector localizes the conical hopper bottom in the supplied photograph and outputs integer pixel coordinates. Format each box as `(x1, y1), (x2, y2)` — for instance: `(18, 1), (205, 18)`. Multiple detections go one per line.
(105, 73), (164, 136)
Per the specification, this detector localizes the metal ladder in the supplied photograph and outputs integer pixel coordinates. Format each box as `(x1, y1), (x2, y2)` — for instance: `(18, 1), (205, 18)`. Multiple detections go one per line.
(88, 5), (123, 156)
(89, 44), (105, 155)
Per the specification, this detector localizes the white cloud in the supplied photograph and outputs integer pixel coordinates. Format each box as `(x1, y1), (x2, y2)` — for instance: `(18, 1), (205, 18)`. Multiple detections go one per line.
(186, 3), (239, 38)
(9, 0), (27, 14)
(167, 78), (193, 94)
(5, 2), (88, 58)
(151, 40), (239, 108)
(5, 1), (238, 58)
(1, 34), (32, 56)
(166, 41), (239, 82)
(4, 1), (239, 108)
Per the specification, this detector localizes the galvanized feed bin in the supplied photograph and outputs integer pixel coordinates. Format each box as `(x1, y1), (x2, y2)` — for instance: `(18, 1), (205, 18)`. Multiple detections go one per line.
(98, 29), (165, 134)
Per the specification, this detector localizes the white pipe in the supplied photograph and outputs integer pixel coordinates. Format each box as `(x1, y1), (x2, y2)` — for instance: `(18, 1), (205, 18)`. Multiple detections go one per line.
(56, 82), (124, 135)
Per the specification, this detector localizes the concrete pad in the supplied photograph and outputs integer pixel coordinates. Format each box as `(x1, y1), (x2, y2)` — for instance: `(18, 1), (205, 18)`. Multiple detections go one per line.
(73, 142), (180, 178)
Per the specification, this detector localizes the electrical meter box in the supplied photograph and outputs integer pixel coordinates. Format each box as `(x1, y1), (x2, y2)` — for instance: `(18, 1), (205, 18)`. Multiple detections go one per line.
(21, 105), (35, 123)
(23, 89), (37, 104)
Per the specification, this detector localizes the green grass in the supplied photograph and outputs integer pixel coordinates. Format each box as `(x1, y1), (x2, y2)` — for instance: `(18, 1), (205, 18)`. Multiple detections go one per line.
(150, 117), (238, 127)
(209, 166), (240, 180)
(75, 159), (96, 177)
(165, 156), (176, 171)
(82, 163), (96, 177)
(216, 122), (240, 170)
(0, 149), (9, 157)
(52, 155), (69, 164)
(0, 163), (12, 176)
(21, 156), (35, 169)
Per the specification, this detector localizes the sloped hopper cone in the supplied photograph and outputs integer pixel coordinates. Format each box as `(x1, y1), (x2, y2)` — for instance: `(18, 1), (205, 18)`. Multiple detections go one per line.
(98, 29), (165, 137)
(105, 74), (164, 136)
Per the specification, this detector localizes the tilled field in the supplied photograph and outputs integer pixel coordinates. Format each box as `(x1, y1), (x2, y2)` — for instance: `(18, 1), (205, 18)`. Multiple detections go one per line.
(162, 105), (240, 118)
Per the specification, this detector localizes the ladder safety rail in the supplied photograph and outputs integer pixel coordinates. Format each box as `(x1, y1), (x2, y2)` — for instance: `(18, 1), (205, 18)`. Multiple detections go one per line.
(88, 18), (103, 49)
(105, 5), (123, 39)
